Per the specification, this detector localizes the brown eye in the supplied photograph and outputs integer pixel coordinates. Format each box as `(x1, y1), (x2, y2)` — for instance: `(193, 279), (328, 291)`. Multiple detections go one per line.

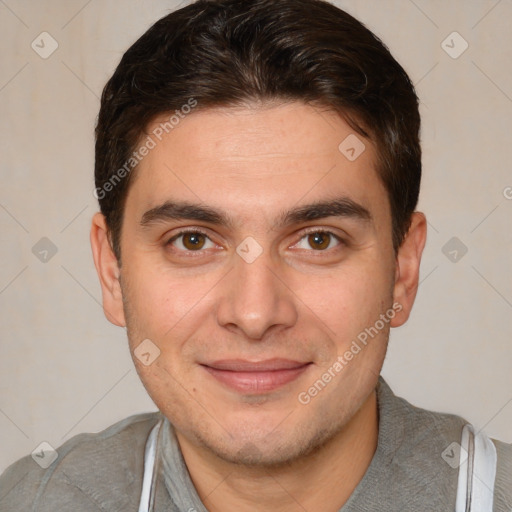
(292, 230), (342, 252)
(182, 232), (206, 250)
(307, 232), (332, 250)
(168, 231), (215, 252)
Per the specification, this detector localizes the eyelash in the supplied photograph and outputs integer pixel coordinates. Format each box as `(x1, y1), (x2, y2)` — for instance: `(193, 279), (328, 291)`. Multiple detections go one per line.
(165, 228), (345, 254)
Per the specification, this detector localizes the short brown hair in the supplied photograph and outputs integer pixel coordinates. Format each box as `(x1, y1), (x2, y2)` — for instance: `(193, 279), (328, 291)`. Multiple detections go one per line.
(95, 0), (421, 261)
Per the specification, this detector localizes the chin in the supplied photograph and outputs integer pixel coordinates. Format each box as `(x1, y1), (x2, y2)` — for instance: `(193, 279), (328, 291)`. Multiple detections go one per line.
(192, 421), (337, 469)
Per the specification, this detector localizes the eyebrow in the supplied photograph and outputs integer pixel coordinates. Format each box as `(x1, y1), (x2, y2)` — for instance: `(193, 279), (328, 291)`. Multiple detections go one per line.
(140, 197), (372, 230)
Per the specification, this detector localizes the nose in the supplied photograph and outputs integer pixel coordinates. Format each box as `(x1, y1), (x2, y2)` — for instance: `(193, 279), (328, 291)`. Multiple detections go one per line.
(215, 245), (298, 341)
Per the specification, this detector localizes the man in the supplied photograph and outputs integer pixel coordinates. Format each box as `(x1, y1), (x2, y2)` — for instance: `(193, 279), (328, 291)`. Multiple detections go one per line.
(1, 0), (510, 510)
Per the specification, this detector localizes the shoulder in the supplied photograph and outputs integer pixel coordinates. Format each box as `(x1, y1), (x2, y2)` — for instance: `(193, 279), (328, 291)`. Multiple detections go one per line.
(377, 377), (469, 456)
(374, 378), (469, 508)
(0, 412), (161, 512)
(377, 378), (512, 508)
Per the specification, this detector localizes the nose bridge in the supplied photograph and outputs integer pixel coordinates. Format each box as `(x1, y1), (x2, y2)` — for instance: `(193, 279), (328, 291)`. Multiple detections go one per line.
(215, 243), (298, 340)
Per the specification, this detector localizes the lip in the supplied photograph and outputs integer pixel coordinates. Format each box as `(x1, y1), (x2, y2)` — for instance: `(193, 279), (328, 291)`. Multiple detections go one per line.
(201, 359), (311, 393)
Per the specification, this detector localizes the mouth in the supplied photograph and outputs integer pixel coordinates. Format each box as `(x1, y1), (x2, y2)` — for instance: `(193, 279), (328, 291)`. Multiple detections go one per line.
(200, 359), (312, 393)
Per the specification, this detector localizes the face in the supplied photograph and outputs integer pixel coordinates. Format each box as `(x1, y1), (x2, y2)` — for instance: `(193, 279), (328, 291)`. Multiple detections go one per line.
(92, 101), (424, 466)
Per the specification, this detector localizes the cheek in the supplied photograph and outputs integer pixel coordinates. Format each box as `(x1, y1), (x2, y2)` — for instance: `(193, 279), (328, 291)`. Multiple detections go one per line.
(132, 358), (196, 423)
(124, 259), (180, 312)
(299, 259), (393, 336)
(121, 258), (222, 346)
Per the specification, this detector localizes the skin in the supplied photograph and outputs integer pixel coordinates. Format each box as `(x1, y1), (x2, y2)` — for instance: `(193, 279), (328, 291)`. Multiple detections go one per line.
(91, 101), (427, 511)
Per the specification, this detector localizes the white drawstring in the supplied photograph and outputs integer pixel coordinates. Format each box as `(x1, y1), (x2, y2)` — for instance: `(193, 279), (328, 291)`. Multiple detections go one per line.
(455, 423), (497, 512)
(138, 420), (163, 512)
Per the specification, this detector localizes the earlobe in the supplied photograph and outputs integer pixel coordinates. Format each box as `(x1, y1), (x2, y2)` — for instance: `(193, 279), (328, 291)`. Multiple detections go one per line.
(390, 212), (427, 328)
(90, 212), (126, 327)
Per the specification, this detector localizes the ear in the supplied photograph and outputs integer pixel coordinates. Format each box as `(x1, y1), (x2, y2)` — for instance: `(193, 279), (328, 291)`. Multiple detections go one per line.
(90, 212), (126, 327)
(390, 212), (427, 327)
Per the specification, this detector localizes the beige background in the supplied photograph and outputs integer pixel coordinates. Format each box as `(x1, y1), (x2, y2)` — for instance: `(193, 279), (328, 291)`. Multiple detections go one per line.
(1, 0), (511, 473)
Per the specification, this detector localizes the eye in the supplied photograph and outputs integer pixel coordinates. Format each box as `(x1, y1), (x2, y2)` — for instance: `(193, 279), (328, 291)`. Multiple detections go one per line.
(293, 231), (342, 251)
(167, 230), (216, 251)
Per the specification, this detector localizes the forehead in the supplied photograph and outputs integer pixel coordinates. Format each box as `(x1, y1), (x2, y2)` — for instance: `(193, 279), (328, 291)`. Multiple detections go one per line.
(126, 102), (389, 230)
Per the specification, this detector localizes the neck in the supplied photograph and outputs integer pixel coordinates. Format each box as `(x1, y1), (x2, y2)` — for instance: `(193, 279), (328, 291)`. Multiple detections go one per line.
(176, 389), (379, 512)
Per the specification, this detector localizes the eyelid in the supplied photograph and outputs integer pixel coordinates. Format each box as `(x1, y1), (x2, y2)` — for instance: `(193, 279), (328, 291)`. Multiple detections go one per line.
(167, 227), (210, 238)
